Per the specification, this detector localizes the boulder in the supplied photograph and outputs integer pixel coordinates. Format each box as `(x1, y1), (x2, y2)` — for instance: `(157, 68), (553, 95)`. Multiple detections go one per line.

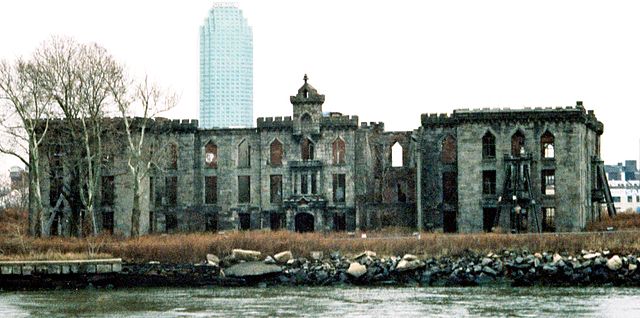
(402, 254), (418, 262)
(482, 266), (497, 276)
(606, 255), (622, 271)
(354, 251), (377, 260)
(274, 251), (293, 264)
(224, 261), (282, 278)
(264, 256), (276, 265)
(347, 262), (367, 278)
(395, 260), (423, 271)
(232, 249), (262, 261)
(629, 263), (637, 271)
(206, 254), (220, 266)
(552, 253), (563, 263)
(481, 258), (493, 266)
(583, 253), (599, 260)
(534, 253), (543, 259)
(310, 251), (324, 261)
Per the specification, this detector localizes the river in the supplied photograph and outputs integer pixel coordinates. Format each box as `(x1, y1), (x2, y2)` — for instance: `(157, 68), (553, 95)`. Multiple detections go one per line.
(1, 286), (639, 317)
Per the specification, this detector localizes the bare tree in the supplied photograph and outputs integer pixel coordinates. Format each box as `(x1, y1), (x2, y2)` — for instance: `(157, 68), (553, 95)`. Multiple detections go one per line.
(0, 58), (53, 236)
(110, 75), (176, 237)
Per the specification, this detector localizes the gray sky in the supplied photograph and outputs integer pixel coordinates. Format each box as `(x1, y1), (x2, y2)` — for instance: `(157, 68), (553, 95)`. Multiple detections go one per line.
(1, 0), (639, 177)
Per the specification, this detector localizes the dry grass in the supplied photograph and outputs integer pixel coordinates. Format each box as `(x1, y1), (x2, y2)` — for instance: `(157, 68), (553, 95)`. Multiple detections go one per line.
(2, 229), (640, 263)
(586, 212), (640, 231)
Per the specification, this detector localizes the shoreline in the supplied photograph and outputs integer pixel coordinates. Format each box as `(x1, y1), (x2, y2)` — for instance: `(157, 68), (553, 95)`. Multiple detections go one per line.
(1, 249), (639, 291)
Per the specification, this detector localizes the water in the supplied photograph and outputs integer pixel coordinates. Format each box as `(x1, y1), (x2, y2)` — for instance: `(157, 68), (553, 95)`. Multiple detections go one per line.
(1, 286), (639, 317)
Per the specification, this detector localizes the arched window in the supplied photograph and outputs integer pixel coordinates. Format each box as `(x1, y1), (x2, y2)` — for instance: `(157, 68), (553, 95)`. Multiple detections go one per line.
(332, 137), (345, 165)
(205, 141), (217, 168)
(237, 139), (250, 168)
(300, 113), (312, 130)
(168, 143), (178, 170)
(482, 131), (496, 159)
(511, 130), (525, 157)
(391, 142), (403, 167)
(441, 134), (457, 164)
(541, 131), (555, 159)
(301, 137), (314, 160)
(270, 139), (283, 166)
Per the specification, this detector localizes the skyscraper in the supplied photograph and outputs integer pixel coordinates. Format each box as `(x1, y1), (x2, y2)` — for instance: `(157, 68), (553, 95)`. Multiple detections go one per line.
(200, 3), (253, 128)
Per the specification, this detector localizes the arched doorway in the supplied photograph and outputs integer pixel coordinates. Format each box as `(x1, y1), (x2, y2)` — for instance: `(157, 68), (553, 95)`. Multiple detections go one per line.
(295, 213), (315, 232)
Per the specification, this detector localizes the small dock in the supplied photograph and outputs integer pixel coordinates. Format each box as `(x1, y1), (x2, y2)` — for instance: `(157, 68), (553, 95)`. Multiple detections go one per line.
(0, 259), (122, 275)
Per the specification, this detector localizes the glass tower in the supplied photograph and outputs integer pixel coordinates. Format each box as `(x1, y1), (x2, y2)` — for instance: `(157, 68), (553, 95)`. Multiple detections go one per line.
(200, 3), (253, 128)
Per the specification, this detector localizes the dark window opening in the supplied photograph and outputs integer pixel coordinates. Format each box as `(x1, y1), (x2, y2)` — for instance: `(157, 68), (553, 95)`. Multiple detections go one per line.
(165, 213), (177, 232)
(295, 213), (314, 232)
(441, 135), (457, 164)
(511, 131), (525, 157)
(612, 196), (621, 203)
(333, 174), (346, 202)
(628, 196), (633, 203)
(541, 170), (555, 196)
(301, 138), (314, 160)
(205, 142), (218, 168)
(270, 139), (283, 166)
(165, 176), (178, 206)
(238, 175), (251, 203)
(101, 176), (115, 207)
(301, 113), (312, 130)
(205, 214), (217, 232)
(482, 132), (496, 159)
(168, 143), (178, 170)
(443, 210), (457, 233)
(482, 170), (497, 195)
(333, 138), (345, 164)
(239, 213), (251, 230)
(442, 172), (457, 205)
(102, 210), (114, 234)
(333, 213), (346, 231)
(270, 175), (282, 204)
(542, 207), (556, 232)
(301, 174), (308, 194)
(205, 176), (218, 204)
(397, 182), (406, 203)
(483, 208), (497, 232)
(49, 146), (64, 207)
(541, 131), (555, 159)
(238, 139), (251, 168)
(311, 173), (317, 194)
(270, 212), (283, 231)
(149, 210), (155, 233)
(50, 211), (63, 236)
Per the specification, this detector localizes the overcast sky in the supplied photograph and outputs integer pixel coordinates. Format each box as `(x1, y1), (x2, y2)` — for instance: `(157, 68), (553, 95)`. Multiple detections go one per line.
(1, 0), (639, 176)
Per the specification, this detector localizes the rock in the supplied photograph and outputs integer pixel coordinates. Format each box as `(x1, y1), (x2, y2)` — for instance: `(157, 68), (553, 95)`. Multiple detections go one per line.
(310, 251), (323, 261)
(482, 266), (497, 276)
(543, 264), (557, 273)
(553, 253), (563, 263)
(148, 261), (160, 265)
(629, 264), (637, 271)
(206, 254), (219, 266)
(515, 256), (524, 264)
(274, 251), (293, 264)
(354, 251), (377, 260)
(347, 262), (367, 278)
(395, 260), (423, 271)
(481, 258), (493, 266)
(224, 261), (282, 278)
(330, 251), (341, 259)
(534, 253), (542, 259)
(603, 250), (610, 256)
(264, 256), (276, 265)
(606, 255), (622, 271)
(286, 259), (295, 265)
(583, 253), (599, 260)
(402, 254), (418, 262)
(232, 249), (262, 261)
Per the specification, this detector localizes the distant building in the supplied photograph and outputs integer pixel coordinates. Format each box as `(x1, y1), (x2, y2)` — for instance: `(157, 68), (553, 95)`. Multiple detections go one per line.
(606, 161), (640, 213)
(9, 166), (27, 190)
(199, 2), (253, 128)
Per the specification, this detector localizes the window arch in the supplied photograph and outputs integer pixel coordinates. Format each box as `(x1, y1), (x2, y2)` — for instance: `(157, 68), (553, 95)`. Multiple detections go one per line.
(301, 137), (314, 160)
(204, 141), (218, 168)
(511, 130), (525, 157)
(541, 130), (555, 159)
(391, 142), (403, 167)
(167, 142), (178, 170)
(332, 137), (345, 165)
(237, 139), (250, 168)
(441, 134), (457, 164)
(270, 139), (283, 166)
(482, 131), (496, 159)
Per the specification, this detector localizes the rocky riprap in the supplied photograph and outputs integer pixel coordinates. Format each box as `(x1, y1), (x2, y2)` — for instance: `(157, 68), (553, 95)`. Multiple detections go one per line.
(116, 249), (640, 288)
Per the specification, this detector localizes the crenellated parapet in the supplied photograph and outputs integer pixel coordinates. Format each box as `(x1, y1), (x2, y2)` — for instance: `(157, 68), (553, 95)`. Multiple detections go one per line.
(320, 115), (359, 129)
(257, 116), (293, 130)
(359, 121), (385, 133)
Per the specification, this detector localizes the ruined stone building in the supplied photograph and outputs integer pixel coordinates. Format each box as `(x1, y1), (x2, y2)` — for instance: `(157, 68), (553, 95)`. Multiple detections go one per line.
(34, 76), (613, 236)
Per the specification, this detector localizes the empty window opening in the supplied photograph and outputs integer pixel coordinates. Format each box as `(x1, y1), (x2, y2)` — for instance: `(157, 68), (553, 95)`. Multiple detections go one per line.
(238, 175), (251, 203)
(541, 170), (555, 195)
(168, 143), (178, 169)
(301, 138), (314, 160)
(270, 175), (283, 204)
(270, 212), (283, 231)
(49, 145), (64, 208)
(396, 182), (406, 203)
(482, 170), (497, 195)
(333, 213), (346, 231)
(311, 173), (317, 194)
(391, 142), (403, 167)
(149, 210), (155, 233)
(628, 196), (633, 203)
(482, 132), (496, 159)
(205, 213), (218, 232)
(301, 174), (308, 194)
(333, 138), (346, 164)
(205, 142), (218, 168)
(442, 172), (457, 205)
(483, 208), (498, 232)
(270, 139), (283, 166)
(295, 213), (314, 232)
(543, 207), (556, 232)
(165, 213), (178, 232)
(102, 210), (114, 234)
(237, 139), (250, 168)
(441, 135), (457, 164)
(333, 174), (346, 202)
(101, 176), (115, 207)
(511, 131), (525, 157)
(612, 196), (621, 203)
(239, 213), (251, 230)
(541, 131), (555, 159)
(165, 176), (178, 206)
(205, 176), (218, 204)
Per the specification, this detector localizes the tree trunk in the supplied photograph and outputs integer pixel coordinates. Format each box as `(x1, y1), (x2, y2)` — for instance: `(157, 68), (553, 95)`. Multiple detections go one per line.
(130, 169), (141, 237)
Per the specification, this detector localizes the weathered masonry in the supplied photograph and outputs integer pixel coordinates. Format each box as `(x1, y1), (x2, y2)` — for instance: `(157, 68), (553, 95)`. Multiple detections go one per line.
(34, 76), (613, 236)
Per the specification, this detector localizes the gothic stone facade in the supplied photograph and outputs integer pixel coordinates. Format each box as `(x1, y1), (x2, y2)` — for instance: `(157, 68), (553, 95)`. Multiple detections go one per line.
(35, 78), (605, 236)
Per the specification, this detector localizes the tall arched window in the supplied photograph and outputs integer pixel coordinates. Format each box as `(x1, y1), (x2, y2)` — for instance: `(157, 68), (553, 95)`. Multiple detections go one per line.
(168, 143), (178, 170)
(482, 131), (496, 159)
(332, 137), (345, 165)
(441, 134), (457, 164)
(270, 139), (283, 166)
(391, 142), (403, 167)
(301, 137), (314, 160)
(541, 131), (555, 159)
(511, 130), (525, 157)
(205, 141), (217, 168)
(237, 139), (250, 168)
